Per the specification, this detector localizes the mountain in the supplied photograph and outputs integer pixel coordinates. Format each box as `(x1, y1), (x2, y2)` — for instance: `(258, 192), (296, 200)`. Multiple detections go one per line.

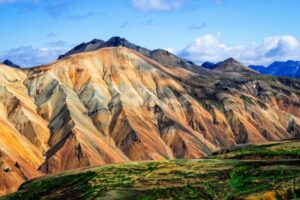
(201, 58), (257, 74)
(249, 60), (300, 78)
(213, 58), (258, 74)
(59, 36), (210, 75)
(0, 46), (300, 195)
(201, 61), (216, 69)
(2, 60), (20, 68)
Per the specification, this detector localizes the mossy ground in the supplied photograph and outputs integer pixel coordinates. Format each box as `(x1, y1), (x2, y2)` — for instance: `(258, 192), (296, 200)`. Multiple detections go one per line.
(2, 139), (300, 200)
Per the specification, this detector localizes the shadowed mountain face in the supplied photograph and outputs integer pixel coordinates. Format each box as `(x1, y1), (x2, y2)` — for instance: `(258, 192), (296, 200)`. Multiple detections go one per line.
(0, 46), (300, 195)
(58, 37), (210, 75)
(201, 61), (216, 70)
(250, 60), (300, 78)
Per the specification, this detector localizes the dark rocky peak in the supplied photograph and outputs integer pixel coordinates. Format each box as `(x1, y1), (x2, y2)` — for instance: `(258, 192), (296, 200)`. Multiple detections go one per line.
(104, 36), (128, 46)
(2, 60), (21, 68)
(102, 36), (152, 56)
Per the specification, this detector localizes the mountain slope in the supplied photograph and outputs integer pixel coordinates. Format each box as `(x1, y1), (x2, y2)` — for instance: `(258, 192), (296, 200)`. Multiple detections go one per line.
(0, 47), (300, 195)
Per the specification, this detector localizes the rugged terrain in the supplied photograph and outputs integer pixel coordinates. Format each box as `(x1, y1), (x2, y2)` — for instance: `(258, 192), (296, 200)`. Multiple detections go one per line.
(2, 138), (300, 200)
(0, 45), (300, 195)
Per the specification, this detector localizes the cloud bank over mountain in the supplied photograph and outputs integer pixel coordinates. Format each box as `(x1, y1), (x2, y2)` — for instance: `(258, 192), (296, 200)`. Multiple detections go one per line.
(2, 34), (300, 67)
(0, 46), (63, 67)
(180, 34), (300, 65)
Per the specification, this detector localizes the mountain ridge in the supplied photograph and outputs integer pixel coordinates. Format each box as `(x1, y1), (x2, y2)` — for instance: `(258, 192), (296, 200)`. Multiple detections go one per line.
(58, 36), (212, 75)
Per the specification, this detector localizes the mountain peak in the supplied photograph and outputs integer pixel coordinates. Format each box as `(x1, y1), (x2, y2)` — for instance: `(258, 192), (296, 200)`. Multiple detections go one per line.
(2, 59), (21, 68)
(108, 36), (127, 42)
(105, 36), (128, 46)
(214, 58), (257, 74)
(223, 58), (240, 64)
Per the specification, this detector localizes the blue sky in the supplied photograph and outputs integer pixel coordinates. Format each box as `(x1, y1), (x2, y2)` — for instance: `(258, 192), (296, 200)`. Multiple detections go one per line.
(0, 0), (300, 67)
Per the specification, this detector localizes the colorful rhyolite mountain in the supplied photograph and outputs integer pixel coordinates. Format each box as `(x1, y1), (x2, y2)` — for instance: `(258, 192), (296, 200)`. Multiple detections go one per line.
(0, 38), (300, 195)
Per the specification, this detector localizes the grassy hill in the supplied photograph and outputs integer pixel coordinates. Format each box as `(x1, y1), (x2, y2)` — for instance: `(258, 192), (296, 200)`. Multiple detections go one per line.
(2, 139), (300, 200)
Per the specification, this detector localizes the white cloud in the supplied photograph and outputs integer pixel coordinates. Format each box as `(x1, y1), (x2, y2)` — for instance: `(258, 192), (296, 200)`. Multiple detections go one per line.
(180, 34), (300, 66)
(165, 47), (174, 53)
(131, 0), (182, 12)
(0, 46), (63, 67)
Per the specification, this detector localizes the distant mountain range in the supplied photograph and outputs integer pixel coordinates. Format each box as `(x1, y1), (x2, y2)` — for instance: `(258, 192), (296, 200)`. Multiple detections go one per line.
(201, 60), (300, 78)
(249, 60), (300, 78)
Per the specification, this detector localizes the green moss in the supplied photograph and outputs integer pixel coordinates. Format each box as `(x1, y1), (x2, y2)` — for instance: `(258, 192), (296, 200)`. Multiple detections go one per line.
(2, 139), (300, 200)
(229, 164), (300, 196)
(136, 186), (214, 200)
(220, 140), (300, 159)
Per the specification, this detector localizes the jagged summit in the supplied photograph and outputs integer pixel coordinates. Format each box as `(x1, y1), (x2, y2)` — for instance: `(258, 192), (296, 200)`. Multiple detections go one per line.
(2, 59), (21, 68)
(58, 36), (150, 59)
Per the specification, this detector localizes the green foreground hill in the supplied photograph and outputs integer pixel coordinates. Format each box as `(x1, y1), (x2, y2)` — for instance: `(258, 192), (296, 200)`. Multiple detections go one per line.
(2, 139), (300, 200)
